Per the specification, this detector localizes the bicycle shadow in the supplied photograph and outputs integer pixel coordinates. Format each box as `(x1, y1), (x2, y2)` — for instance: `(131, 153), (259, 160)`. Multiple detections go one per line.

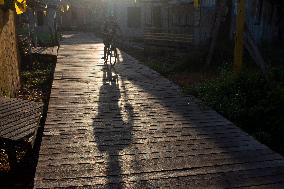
(92, 65), (133, 188)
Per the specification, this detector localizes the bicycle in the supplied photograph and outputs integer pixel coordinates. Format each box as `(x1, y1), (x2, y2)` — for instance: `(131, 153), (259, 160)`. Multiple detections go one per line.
(104, 44), (118, 66)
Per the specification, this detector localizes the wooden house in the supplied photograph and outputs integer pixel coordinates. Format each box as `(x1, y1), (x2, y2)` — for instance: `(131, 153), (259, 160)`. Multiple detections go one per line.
(105, 0), (144, 42)
(142, 0), (216, 50)
(57, 0), (109, 32)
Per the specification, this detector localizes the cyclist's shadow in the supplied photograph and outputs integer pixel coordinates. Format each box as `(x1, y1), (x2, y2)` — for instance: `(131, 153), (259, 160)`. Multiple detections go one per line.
(93, 65), (133, 189)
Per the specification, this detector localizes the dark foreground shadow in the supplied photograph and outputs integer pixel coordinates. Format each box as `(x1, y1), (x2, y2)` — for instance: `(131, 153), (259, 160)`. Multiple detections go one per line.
(93, 65), (133, 189)
(0, 54), (57, 189)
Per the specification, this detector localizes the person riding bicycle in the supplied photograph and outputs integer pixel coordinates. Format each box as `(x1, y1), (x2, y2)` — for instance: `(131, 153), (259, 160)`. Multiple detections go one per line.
(102, 16), (120, 60)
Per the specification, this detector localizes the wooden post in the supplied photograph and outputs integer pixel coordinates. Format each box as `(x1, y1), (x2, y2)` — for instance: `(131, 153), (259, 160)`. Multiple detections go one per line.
(234, 0), (245, 73)
(205, 0), (226, 68)
(194, 0), (200, 9)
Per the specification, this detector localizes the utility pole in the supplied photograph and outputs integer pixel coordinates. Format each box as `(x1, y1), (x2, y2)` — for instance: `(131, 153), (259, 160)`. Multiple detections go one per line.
(234, 0), (245, 73)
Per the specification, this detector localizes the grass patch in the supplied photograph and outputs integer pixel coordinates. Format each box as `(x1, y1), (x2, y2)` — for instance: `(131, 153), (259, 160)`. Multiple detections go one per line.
(144, 51), (206, 75)
(187, 68), (284, 155)
(143, 51), (218, 88)
(18, 54), (56, 103)
(138, 48), (284, 155)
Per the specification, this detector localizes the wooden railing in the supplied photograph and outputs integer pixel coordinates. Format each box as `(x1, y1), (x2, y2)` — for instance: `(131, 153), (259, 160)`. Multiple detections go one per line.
(144, 32), (193, 48)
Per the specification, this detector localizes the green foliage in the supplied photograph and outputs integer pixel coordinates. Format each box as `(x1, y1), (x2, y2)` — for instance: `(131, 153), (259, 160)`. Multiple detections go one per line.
(190, 69), (284, 154)
(18, 35), (32, 56)
(144, 58), (174, 76)
(144, 50), (206, 77)
(37, 32), (54, 46)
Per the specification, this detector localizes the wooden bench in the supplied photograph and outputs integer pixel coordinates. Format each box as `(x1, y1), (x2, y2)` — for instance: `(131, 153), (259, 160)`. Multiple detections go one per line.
(0, 97), (43, 172)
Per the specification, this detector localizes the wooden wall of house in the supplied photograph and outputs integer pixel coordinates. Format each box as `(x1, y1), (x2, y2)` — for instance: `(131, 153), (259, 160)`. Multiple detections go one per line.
(232, 0), (279, 44)
(0, 9), (21, 97)
(248, 0), (278, 43)
(143, 1), (216, 46)
(60, 3), (96, 31)
(112, 0), (144, 40)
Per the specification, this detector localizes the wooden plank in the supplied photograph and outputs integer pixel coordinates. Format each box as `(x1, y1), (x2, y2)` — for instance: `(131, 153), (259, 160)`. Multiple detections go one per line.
(0, 105), (41, 121)
(144, 32), (193, 50)
(144, 33), (193, 37)
(0, 103), (41, 120)
(0, 112), (40, 135)
(144, 34), (193, 39)
(234, 0), (246, 73)
(144, 36), (193, 41)
(145, 38), (193, 43)
(3, 122), (39, 141)
(144, 37), (193, 43)
(0, 97), (43, 142)
(0, 98), (41, 115)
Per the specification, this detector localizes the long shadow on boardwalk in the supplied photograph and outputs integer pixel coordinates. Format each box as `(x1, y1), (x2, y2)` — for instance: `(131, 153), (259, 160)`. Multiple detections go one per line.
(92, 65), (134, 188)
(110, 52), (284, 188)
(34, 33), (284, 188)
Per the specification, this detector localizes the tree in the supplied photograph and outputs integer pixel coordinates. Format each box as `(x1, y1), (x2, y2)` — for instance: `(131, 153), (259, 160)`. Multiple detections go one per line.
(0, 6), (21, 97)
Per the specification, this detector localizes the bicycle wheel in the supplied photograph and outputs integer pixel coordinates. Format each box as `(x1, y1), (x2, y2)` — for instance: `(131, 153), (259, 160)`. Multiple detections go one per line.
(114, 48), (118, 65)
(109, 50), (112, 66)
(104, 48), (109, 64)
(110, 48), (117, 66)
(109, 50), (115, 66)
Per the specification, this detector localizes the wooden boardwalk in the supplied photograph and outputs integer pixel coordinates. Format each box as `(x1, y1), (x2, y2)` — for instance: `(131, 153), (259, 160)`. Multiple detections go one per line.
(34, 32), (284, 189)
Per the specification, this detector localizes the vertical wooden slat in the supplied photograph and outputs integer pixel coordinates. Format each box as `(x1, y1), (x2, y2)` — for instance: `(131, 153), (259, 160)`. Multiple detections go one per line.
(234, 0), (246, 73)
